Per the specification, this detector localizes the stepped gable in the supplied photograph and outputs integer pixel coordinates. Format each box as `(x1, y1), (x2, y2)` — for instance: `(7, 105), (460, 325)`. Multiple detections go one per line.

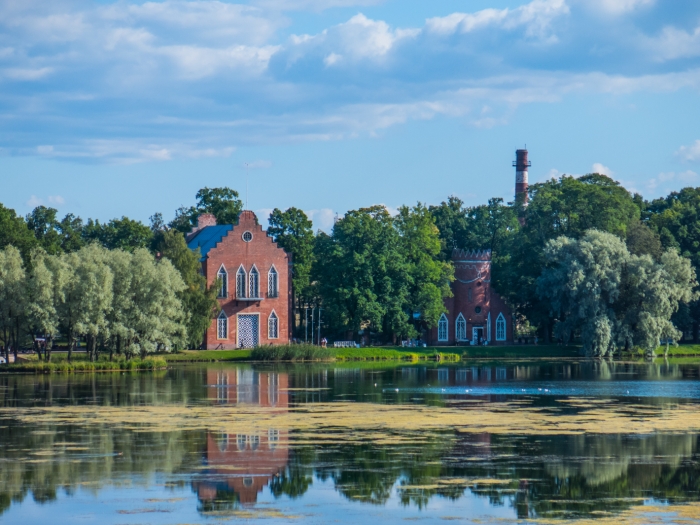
(451, 248), (492, 262)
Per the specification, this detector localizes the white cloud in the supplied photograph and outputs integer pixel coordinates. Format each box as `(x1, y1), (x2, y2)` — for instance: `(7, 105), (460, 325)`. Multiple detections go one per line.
(47, 195), (65, 205)
(592, 162), (614, 175)
(254, 0), (384, 11)
(677, 140), (700, 162)
(37, 145), (54, 155)
(646, 170), (698, 193)
(26, 195), (43, 208)
(2, 67), (53, 80)
(426, 0), (569, 40)
(645, 25), (700, 61)
(306, 208), (336, 232)
(581, 0), (655, 16)
(324, 52), (342, 66)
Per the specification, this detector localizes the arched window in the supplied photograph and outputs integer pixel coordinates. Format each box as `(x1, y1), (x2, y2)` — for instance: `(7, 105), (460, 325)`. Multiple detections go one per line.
(249, 266), (260, 298)
(456, 313), (467, 341)
(496, 313), (507, 341)
(217, 311), (228, 340)
(217, 265), (228, 298)
(438, 313), (448, 342)
(268, 311), (279, 339)
(236, 266), (246, 298)
(268, 266), (278, 298)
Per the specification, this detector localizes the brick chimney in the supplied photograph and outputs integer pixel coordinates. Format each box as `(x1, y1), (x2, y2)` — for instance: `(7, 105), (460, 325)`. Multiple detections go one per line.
(186, 213), (217, 241)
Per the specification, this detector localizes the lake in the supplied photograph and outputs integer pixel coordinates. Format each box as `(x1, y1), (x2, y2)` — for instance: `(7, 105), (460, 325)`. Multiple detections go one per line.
(1, 360), (700, 524)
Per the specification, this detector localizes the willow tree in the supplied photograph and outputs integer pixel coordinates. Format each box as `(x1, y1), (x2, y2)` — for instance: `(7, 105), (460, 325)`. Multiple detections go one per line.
(0, 246), (26, 362)
(537, 230), (697, 358)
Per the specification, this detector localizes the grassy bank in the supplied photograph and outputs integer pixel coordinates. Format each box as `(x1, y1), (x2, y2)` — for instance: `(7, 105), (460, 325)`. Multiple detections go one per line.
(335, 347), (461, 362)
(163, 350), (252, 362)
(3, 357), (168, 374)
(251, 344), (334, 362)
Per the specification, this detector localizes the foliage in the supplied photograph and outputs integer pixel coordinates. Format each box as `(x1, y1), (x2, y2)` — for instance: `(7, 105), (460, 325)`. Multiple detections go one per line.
(314, 205), (450, 341)
(496, 173), (641, 339)
(156, 230), (218, 348)
(0, 246), (27, 360)
(170, 187), (243, 232)
(25, 206), (64, 255)
(268, 207), (315, 305)
(163, 349), (252, 361)
(626, 220), (662, 260)
(0, 203), (36, 259)
(537, 230), (698, 357)
(250, 344), (334, 361)
(82, 216), (153, 251)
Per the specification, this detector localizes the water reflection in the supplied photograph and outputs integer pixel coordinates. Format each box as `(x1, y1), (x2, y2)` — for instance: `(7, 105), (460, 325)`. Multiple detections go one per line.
(0, 362), (699, 523)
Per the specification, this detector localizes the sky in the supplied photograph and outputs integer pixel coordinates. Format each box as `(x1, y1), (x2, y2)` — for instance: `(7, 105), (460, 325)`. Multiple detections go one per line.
(2, 0), (700, 231)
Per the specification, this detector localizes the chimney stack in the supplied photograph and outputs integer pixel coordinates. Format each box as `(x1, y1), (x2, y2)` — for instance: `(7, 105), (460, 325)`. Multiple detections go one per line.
(513, 148), (531, 204)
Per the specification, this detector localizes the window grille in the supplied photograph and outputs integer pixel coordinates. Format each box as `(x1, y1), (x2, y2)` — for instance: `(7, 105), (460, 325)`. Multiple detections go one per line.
(249, 266), (259, 298)
(236, 267), (246, 298)
(438, 314), (448, 342)
(217, 266), (228, 298)
(242, 231), (253, 242)
(268, 311), (279, 339)
(496, 313), (506, 341)
(217, 311), (228, 339)
(268, 266), (278, 298)
(456, 314), (467, 341)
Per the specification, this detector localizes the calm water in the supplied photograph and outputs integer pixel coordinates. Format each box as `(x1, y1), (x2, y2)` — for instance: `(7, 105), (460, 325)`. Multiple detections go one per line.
(1, 360), (700, 524)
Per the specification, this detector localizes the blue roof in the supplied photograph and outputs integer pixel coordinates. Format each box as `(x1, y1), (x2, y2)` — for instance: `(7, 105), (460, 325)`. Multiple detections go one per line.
(187, 225), (233, 261)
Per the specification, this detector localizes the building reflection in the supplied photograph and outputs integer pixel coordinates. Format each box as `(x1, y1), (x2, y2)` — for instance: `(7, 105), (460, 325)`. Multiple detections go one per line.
(194, 368), (290, 508)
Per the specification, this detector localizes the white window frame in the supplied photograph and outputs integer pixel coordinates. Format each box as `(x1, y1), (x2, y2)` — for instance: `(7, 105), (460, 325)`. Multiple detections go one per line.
(217, 265), (228, 299)
(268, 310), (279, 339)
(438, 313), (448, 342)
(496, 313), (507, 341)
(217, 310), (228, 340)
(455, 313), (467, 341)
(268, 265), (278, 298)
(249, 265), (260, 299)
(236, 266), (247, 298)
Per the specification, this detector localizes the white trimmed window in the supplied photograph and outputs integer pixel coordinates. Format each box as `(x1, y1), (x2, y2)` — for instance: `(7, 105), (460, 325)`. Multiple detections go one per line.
(268, 266), (278, 298)
(217, 265), (228, 298)
(217, 311), (228, 340)
(268, 311), (279, 339)
(438, 313), (448, 342)
(236, 266), (246, 298)
(456, 313), (467, 341)
(496, 313), (507, 341)
(249, 266), (260, 298)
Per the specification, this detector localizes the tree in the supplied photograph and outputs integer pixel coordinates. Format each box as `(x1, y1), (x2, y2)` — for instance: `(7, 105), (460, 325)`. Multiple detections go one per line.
(156, 230), (218, 349)
(26, 206), (63, 255)
(0, 204), (36, 260)
(170, 187), (243, 233)
(0, 246), (27, 362)
(496, 173), (640, 342)
(82, 217), (153, 251)
(58, 213), (85, 252)
(626, 220), (662, 260)
(537, 230), (697, 357)
(25, 249), (66, 361)
(394, 204), (453, 336)
(267, 207), (315, 332)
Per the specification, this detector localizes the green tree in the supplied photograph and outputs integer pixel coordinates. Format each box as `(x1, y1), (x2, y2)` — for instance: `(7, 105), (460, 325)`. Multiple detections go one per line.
(170, 187), (243, 233)
(0, 246), (27, 362)
(394, 204), (454, 335)
(267, 207), (315, 332)
(497, 173), (640, 341)
(626, 220), (662, 260)
(82, 217), (153, 251)
(26, 206), (63, 255)
(537, 230), (697, 357)
(0, 203), (37, 260)
(58, 213), (85, 252)
(156, 230), (218, 349)
(25, 249), (66, 361)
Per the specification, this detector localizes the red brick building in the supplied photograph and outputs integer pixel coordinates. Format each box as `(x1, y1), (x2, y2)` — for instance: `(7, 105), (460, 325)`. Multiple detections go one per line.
(187, 211), (292, 349)
(430, 249), (514, 345)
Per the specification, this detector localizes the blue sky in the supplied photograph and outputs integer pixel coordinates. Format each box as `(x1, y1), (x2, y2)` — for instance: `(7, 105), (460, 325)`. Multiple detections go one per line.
(2, 0), (700, 230)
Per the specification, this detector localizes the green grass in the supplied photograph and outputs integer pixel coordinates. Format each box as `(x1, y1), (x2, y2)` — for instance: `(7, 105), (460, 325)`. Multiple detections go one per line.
(251, 344), (334, 362)
(163, 350), (252, 362)
(335, 347), (461, 362)
(460, 345), (581, 359)
(3, 357), (168, 374)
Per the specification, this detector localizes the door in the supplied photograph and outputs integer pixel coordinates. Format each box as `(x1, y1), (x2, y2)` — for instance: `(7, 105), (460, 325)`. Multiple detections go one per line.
(237, 314), (259, 349)
(473, 327), (484, 345)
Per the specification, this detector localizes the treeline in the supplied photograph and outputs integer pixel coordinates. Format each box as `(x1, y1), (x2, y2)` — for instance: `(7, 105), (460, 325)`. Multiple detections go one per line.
(3, 174), (700, 357)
